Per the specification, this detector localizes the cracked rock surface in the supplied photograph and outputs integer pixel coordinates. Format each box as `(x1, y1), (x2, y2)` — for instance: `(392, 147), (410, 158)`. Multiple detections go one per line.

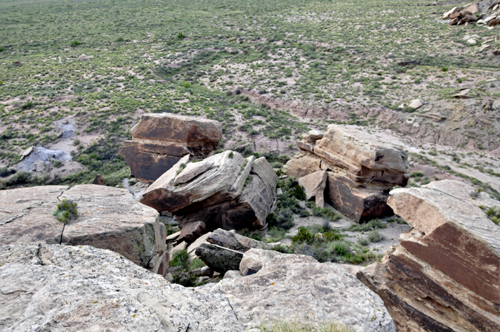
(0, 185), (165, 269)
(0, 243), (395, 332)
(0, 243), (241, 332)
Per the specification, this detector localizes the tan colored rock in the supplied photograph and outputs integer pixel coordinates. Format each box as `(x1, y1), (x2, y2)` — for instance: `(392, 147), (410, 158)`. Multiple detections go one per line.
(283, 150), (324, 178)
(285, 124), (408, 222)
(462, 2), (479, 14)
(187, 232), (211, 259)
(314, 124), (408, 176)
(443, 7), (461, 19)
(298, 170), (327, 207)
(141, 151), (277, 231)
(239, 248), (280, 276)
(357, 180), (500, 331)
(174, 160), (213, 184)
(0, 185), (166, 272)
(120, 114), (222, 182)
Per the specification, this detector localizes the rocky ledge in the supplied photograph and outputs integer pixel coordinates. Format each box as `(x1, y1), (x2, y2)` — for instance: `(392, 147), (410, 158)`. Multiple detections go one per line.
(0, 185), (167, 274)
(357, 180), (500, 331)
(0, 243), (395, 332)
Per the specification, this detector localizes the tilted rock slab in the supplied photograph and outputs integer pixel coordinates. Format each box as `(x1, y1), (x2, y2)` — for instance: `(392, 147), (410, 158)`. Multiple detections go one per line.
(0, 185), (166, 272)
(199, 253), (396, 332)
(140, 150), (278, 230)
(357, 180), (500, 331)
(0, 243), (241, 331)
(120, 113), (222, 182)
(285, 125), (408, 222)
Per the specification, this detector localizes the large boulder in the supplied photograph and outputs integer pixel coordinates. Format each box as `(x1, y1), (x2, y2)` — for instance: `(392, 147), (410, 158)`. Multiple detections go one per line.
(120, 113), (222, 182)
(140, 151), (278, 231)
(0, 243), (242, 331)
(0, 185), (166, 273)
(285, 125), (408, 222)
(357, 180), (500, 331)
(199, 253), (396, 332)
(195, 229), (276, 273)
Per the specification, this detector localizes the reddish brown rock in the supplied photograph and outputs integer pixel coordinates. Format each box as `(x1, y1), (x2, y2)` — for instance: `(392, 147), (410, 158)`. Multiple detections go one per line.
(326, 172), (393, 222)
(357, 180), (500, 331)
(120, 114), (222, 182)
(177, 221), (207, 243)
(285, 124), (408, 222)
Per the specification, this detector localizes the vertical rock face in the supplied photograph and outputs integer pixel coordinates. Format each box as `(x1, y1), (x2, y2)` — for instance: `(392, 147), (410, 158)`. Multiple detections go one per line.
(357, 180), (500, 332)
(285, 125), (408, 221)
(120, 113), (222, 182)
(140, 151), (278, 231)
(0, 185), (166, 274)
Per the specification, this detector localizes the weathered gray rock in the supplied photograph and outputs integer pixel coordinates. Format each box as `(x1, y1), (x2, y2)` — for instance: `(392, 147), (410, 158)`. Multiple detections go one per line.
(358, 180), (500, 331)
(141, 151), (277, 230)
(207, 228), (275, 252)
(195, 242), (243, 273)
(0, 243), (242, 331)
(239, 248), (281, 276)
(200, 253), (396, 332)
(224, 270), (243, 279)
(120, 113), (222, 182)
(0, 185), (166, 272)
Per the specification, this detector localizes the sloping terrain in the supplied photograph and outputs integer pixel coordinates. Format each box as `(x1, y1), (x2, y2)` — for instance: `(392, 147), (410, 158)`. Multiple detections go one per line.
(0, 0), (499, 193)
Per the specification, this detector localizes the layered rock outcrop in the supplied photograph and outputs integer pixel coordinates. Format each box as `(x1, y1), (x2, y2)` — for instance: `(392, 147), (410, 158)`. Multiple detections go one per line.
(357, 180), (500, 331)
(285, 125), (408, 222)
(0, 185), (166, 273)
(140, 150), (278, 231)
(0, 243), (395, 332)
(120, 113), (222, 182)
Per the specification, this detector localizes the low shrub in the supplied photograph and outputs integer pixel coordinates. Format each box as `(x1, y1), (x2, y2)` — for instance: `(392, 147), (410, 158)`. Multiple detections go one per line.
(53, 199), (79, 224)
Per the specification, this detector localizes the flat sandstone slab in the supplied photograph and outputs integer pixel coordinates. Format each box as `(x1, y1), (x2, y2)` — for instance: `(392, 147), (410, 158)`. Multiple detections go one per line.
(0, 185), (164, 269)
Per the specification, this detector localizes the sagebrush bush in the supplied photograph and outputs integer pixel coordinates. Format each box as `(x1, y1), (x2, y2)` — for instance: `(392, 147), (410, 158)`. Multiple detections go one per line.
(368, 230), (384, 243)
(53, 199), (79, 224)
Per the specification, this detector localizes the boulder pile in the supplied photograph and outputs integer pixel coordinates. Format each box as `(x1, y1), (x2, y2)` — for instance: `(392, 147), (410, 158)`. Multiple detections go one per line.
(285, 124), (408, 222)
(120, 113), (222, 182)
(140, 150), (278, 231)
(357, 180), (500, 331)
(443, 1), (500, 26)
(0, 185), (168, 275)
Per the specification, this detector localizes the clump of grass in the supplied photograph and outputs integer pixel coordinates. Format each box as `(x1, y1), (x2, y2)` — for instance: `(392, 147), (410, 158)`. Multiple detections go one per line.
(486, 206), (500, 225)
(367, 230), (384, 243)
(53, 199), (79, 224)
(346, 219), (386, 232)
(169, 249), (207, 287)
